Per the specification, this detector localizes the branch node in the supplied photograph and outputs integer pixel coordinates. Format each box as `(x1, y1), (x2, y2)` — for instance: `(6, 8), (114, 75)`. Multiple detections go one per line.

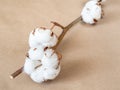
(51, 21), (65, 29)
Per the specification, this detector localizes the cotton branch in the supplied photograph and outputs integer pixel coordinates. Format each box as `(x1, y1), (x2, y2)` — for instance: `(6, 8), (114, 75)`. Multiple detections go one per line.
(10, 16), (81, 79)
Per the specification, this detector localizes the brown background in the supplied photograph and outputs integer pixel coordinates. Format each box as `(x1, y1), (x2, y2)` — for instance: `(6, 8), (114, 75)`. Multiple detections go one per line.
(0, 0), (120, 90)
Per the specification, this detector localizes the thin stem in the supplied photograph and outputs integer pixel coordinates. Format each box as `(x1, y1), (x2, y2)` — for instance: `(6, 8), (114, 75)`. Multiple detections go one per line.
(51, 21), (65, 29)
(10, 16), (81, 79)
(10, 67), (23, 79)
(50, 24), (56, 30)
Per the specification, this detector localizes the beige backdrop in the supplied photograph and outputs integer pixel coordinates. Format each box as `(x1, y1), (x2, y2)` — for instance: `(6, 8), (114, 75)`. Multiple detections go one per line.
(0, 0), (120, 90)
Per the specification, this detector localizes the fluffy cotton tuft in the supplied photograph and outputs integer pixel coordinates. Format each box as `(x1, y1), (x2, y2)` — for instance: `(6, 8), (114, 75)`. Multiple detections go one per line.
(23, 58), (42, 75)
(29, 28), (58, 48)
(42, 49), (59, 68)
(30, 67), (45, 83)
(28, 46), (44, 61)
(30, 66), (60, 83)
(43, 66), (60, 80)
(81, 0), (103, 24)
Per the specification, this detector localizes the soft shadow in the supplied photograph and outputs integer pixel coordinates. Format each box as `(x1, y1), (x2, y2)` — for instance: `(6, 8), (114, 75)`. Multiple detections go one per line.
(50, 59), (93, 83)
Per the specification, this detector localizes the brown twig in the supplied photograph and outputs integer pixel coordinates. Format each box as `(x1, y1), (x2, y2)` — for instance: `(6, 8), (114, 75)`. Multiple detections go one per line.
(10, 16), (81, 79)
(51, 21), (65, 29)
(50, 23), (56, 30)
(10, 67), (23, 79)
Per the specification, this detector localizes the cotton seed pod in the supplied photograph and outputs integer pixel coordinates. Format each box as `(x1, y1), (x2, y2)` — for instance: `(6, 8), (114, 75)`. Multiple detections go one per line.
(29, 28), (58, 48)
(23, 57), (42, 75)
(81, 0), (103, 24)
(27, 46), (44, 61)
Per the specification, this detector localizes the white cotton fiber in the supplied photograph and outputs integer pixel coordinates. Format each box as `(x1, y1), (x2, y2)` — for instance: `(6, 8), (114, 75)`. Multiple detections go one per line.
(28, 46), (44, 61)
(29, 28), (58, 48)
(29, 28), (40, 48)
(23, 58), (42, 75)
(43, 66), (61, 80)
(29, 48), (61, 83)
(30, 66), (45, 83)
(42, 34), (58, 47)
(30, 66), (61, 83)
(81, 0), (102, 24)
(42, 49), (59, 68)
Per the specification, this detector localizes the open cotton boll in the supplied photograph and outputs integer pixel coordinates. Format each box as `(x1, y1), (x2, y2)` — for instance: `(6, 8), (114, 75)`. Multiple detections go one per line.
(30, 65), (61, 83)
(23, 58), (42, 75)
(30, 48), (61, 83)
(42, 48), (60, 69)
(81, 0), (102, 24)
(29, 28), (58, 48)
(28, 46), (44, 61)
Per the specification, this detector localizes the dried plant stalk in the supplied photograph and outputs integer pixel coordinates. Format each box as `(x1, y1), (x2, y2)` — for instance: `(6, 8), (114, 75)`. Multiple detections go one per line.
(10, 67), (23, 79)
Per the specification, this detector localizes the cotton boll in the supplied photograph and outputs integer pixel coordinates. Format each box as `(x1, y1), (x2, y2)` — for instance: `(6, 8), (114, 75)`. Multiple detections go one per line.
(81, 0), (102, 24)
(29, 48), (61, 83)
(28, 46), (45, 61)
(42, 49), (60, 69)
(30, 65), (61, 83)
(23, 58), (42, 75)
(29, 28), (58, 48)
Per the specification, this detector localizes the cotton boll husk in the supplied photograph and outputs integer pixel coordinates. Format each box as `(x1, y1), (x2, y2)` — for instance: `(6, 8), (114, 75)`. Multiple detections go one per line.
(23, 58), (42, 75)
(29, 28), (58, 48)
(42, 49), (60, 68)
(28, 46), (45, 61)
(81, 0), (102, 24)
